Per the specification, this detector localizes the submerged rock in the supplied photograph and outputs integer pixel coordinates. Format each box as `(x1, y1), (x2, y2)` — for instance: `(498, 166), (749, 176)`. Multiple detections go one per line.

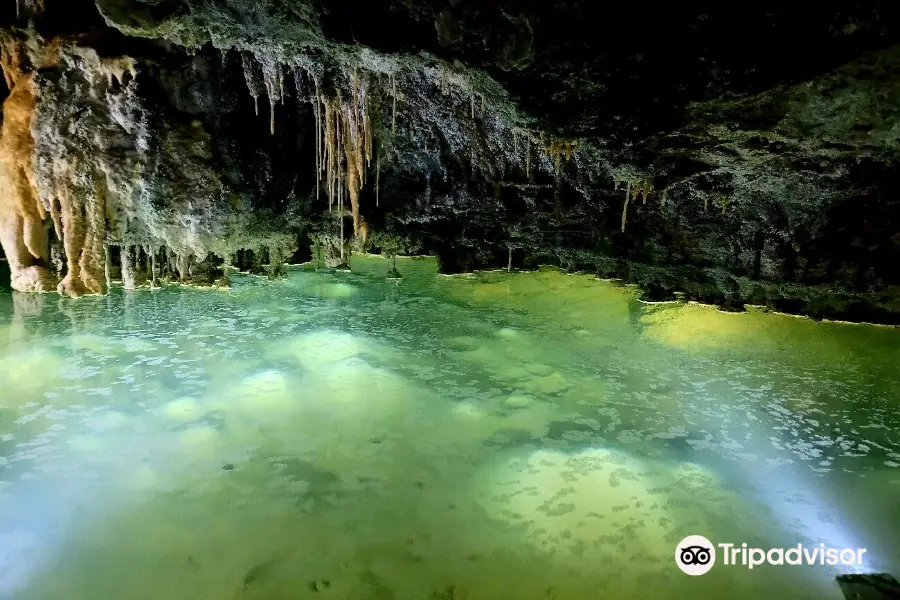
(504, 394), (535, 409)
(474, 447), (731, 569)
(518, 371), (570, 396)
(268, 330), (371, 370)
(160, 397), (206, 424)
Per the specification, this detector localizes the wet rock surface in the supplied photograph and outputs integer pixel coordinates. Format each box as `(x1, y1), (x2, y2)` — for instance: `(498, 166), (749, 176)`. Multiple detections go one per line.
(1, 1), (900, 321)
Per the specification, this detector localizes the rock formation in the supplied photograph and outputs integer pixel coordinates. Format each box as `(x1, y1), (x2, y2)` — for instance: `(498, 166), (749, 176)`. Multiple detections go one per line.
(0, 0), (898, 322)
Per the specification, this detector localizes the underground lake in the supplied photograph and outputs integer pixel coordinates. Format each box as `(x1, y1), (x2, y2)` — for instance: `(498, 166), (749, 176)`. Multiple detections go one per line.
(1, 256), (898, 599)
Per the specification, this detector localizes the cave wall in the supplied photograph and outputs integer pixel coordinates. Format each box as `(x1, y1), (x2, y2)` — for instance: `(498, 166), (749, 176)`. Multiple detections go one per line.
(0, 21), (304, 292)
(0, 1), (899, 322)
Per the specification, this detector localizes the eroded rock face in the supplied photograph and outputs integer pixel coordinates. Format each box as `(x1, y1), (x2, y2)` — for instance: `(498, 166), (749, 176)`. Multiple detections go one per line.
(0, 1), (899, 322)
(0, 24), (299, 293)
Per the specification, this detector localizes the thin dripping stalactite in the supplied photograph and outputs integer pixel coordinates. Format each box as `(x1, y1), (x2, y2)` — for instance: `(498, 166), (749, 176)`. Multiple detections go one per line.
(391, 73), (397, 134)
(621, 182), (630, 233)
(308, 69), (375, 253)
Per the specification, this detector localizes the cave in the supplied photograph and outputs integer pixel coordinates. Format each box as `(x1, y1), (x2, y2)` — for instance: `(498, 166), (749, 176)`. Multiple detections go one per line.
(0, 2), (899, 599)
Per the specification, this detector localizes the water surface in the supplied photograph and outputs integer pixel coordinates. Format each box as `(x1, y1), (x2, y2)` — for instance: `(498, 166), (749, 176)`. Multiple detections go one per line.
(1, 256), (899, 599)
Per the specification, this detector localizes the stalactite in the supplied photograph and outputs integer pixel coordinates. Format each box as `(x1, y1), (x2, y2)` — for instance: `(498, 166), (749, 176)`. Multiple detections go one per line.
(353, 69), (360, 141)
(0, 39), (62, 293)
(176, 252), (190, 282)
(346, 144), (360, 237)
(121, 245), (136, 290)
(104, 244), (111, 289)
(704, 197), (709, 211)
(364, 103), (373, 168)
(391, 74), (397, 134)
(150, 247), (157, 287)
(314, 74), (374, 243)
(49, 196), (61, 241)
(621, 182), (631, 233)
(323, 99), (335, 211)
(526, 138), (531, 179)
(258, 58), (282, 136)
(0, 73), (46, 261)
(166, 246), (176, 276)
(661, 189), (668, 207)
(546, 139), (578, 178)
(77, 181), (107, 295)
(313, 75), (321, 199)
(241, 53), (261, 117)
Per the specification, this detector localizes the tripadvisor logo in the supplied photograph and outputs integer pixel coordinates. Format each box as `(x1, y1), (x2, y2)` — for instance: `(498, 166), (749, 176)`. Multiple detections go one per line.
(675, 535), (867, 575)
(676, 535), (716, 575)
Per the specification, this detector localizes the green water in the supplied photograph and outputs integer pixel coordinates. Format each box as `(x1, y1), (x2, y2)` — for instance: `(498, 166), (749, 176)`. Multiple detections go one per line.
(1, 256), (899, 600)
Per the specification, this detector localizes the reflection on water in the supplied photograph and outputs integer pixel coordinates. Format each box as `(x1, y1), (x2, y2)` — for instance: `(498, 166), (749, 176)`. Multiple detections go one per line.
(1, 256), (899, 599)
